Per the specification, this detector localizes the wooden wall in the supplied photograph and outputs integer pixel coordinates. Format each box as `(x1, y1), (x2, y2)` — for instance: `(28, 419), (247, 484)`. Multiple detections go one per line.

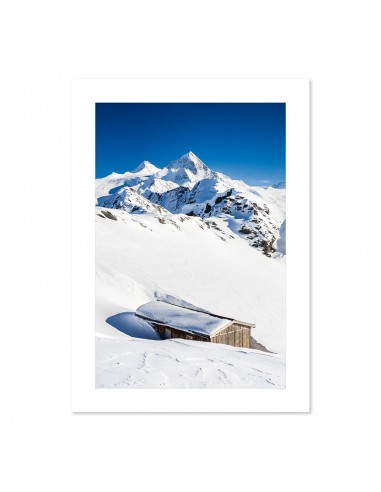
(151, 322), (209, 342)
(210, 323), (251, 348)
(146, 318), (252, 348)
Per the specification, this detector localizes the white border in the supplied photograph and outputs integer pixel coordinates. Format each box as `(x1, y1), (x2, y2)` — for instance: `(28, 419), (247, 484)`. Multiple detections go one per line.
(71, 79), (310, 412)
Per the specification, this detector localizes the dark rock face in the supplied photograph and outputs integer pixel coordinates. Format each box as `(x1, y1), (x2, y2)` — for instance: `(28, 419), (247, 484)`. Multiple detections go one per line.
(204, 203), (212, 214)
(239, 225), (252, 235)
(261, 237), (276, 257)
(146, 186), (191, 214)
(207, 221), (222, 231)
(100, 210), (118, 221)
(214, 189), (233, 205)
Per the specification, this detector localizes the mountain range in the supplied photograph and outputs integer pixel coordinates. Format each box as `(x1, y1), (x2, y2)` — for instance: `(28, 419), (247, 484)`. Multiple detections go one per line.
(96, 151), (286, 257)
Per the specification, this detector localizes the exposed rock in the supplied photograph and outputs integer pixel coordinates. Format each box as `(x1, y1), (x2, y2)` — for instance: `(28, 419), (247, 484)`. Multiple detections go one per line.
(239, 225), (253, 235)
(214, 189), (233, 205)
(204, 203), (212, 214)
(261, 237), (276, 257)
(101, 210), (117, 221)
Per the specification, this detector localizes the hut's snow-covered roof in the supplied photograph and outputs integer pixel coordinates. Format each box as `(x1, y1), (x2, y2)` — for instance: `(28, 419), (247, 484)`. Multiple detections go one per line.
(136, 301), (232, 336)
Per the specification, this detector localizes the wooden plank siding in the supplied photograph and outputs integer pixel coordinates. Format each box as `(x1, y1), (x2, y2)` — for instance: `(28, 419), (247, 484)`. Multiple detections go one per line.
(150, 321), (210, 343)
(210, 322), (251, 349)
(137, 313), (253, 348)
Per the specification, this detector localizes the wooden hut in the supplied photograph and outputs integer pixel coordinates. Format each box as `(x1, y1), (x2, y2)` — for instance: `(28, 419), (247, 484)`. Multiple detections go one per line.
(136, 301), (255, 349)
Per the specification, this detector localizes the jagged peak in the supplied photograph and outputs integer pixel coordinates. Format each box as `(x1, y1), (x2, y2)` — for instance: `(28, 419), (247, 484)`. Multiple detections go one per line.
(183, 151), (197, 159)
(177, 151), (200, 161)
(167, 151), (209, 170)
(131, 161), (161, 174)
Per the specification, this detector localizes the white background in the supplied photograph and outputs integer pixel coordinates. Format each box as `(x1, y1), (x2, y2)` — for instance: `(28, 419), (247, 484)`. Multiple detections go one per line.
(1, 1), (381, 491)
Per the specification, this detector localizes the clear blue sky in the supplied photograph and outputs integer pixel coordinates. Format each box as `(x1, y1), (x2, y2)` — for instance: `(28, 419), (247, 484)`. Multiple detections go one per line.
(96, 103), (285, 185)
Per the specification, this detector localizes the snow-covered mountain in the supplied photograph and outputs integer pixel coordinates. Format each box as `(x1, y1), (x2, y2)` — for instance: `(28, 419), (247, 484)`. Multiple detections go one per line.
(95, 160), (160, 201)
(96, 152), (286, 257)
(145, 151), (214, 188)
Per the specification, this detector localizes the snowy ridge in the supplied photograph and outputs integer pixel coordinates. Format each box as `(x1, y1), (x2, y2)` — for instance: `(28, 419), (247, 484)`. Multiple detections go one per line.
(97, 187), (169, 215)
(95, 160), (161, 200)
(142, 177), (179, 194)
(131, 160), (161, 174)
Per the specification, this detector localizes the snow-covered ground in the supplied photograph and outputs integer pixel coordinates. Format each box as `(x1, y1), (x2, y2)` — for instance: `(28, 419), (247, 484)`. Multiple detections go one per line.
(96, 336), (285, 389)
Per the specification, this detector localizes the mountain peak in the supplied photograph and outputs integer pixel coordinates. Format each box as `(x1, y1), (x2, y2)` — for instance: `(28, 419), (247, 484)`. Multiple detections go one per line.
(131, 161), (161, 174)
(184, 151), (197, 158)
(163, 151), (213, 186)
(179, 151), (202, 162)
(167, 151), (209, 170)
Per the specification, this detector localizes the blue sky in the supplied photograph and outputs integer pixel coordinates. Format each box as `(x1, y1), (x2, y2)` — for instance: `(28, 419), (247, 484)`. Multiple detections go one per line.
(96, 103), (285, 185)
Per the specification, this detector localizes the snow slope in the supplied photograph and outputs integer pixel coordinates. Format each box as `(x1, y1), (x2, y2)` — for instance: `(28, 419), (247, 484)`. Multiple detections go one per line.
(95, 207), (286, 388)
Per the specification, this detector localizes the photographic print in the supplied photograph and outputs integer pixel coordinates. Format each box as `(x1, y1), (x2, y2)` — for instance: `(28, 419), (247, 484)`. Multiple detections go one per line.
(95, 102), (286, 389)
(71, 78), (309, 411)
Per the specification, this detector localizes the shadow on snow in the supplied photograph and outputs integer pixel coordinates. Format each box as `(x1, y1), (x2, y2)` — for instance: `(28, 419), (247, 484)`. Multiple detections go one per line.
(106, 312), (160, 340)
